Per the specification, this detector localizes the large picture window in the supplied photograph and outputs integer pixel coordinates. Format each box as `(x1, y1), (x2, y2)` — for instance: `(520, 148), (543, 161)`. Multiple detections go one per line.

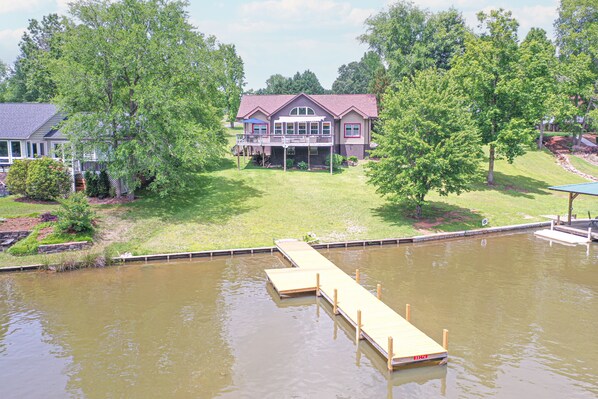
(322, 122), (331, 135)
(286, 123), (295, 135)
(290, 107), (315, 116)
(298, 122), (307, 134)
(11, 142), (22, 158)
(253, 124), (267, 135)
(310, 122), (319, 135)
(344, 123), (361, 138)
(0, 141), (8, 162)
(0, 140), (23, 163)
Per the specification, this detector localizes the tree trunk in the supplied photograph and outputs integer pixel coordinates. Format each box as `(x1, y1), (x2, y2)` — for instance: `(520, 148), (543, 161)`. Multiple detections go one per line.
(229, 121), (234, 129)
(415, 204), (422, 219)
(487, 145), (495, 185)
(538, 121), (544, 150)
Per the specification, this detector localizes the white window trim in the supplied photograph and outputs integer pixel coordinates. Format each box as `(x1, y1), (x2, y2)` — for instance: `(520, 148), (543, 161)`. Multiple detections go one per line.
(298, 122), (307, 135)
(274, 122), (283, 135)
(322, 122), (332, 136)
(290, 106), (316, 116)
(286, 123), (295, 135)
(309, 122), (319, 135)
(344, 123), (361, 138)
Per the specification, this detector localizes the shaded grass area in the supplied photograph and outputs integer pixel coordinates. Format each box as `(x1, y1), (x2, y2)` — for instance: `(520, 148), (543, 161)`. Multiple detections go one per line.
(569, 155), (598, 178)
(1, 139), (596, 266)
(0, 196), (59, 218)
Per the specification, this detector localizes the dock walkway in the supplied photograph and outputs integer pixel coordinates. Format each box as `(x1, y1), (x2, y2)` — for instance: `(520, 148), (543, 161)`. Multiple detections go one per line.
(265, 239), (448, 370)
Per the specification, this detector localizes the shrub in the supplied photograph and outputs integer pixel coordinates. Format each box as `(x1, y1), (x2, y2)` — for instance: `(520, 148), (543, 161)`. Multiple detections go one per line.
(348, 156), (358, 163)
(5, 159), (31, 196)
(56, 192), (95, 234)
(297, 161), (308, 170)
(286, 158), (294, 169)
(325, 153), (344, 171)
(84, 170), (98, 197)
(25, 157), (71, 200)
(97, 170), (111, 198)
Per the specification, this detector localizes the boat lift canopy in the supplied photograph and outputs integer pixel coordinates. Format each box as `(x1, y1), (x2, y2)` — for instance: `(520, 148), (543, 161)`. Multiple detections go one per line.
(548, 182), (598, 224)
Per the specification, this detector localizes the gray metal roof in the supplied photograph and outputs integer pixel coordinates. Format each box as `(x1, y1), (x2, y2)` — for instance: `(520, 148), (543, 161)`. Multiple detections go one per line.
(0, 103), (60, 139)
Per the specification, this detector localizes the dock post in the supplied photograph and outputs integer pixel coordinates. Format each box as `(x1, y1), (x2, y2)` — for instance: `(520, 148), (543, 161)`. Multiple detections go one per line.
(550, 220), (554, 230)
(355, 269), (360, 284)
(442, 329), (449, 350)
(333, 288), (339, 314)
(377, 284), (381, 300)
(557, 215), (561, 225)
(356, 310), (362, 343)
(316, 273), (321, 297)
(588, 228), (592, 240)
(406, 304), (411, 322)
(387, 336), (394, 371)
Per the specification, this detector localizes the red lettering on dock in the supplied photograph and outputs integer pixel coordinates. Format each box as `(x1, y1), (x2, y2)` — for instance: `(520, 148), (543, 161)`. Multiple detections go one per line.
(414, 355), (428, 361)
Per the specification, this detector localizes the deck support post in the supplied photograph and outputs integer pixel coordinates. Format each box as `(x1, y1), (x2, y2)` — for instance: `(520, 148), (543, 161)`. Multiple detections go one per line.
(356, 310), (362, 343)
(567, 192), (579, 225)
(333, 288), (339, 314)
(557, 215), (561, 225)
(284, 146), (287, 172)
(355, 269), (360, 284)
(330, 145), (333, 174)
(377, 283), (381, 300)
(262, 145), (265, 167)
(316, 273), (321, 297)
(406, 304), (411, 322)
(387, 336), (394, 371)
(550, 220), (554, 230)
(442, 329), (449, 350)
(308, 145), (311, 171)
(236, 146), (240, 170)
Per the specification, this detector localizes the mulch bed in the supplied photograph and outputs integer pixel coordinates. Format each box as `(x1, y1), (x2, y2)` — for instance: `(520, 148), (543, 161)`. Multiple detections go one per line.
(0, 217), (40, 232)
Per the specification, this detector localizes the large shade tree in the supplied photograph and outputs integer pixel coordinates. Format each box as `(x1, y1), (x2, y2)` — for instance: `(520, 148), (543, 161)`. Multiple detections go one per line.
(367, 69), (482, 218)
(360, 2), (467, 81)
(257, 70), (326, 94)
(453, 9), (532, 185)
(332, 52), (383, 94)
(53, 0), (226, 196)
(218, 43), (245, 128)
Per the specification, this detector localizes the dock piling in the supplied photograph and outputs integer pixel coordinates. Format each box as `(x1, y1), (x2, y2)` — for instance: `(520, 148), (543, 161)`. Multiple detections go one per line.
(377, 284), (381, 300)
(355, 269), (360, 284)
(406, 304), (411, 322)
(588, 228), (592, 240)
(387, 336), (394, 371)
(442, 329), (449, 350)
(356, 310), (362, 343)
(316, 273), (321, 297)
(333, 288), (339, 314)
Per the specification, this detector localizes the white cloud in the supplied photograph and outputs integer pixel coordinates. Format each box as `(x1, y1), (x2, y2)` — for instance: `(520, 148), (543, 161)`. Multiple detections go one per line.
(0, 0), (43, 14)
(0, 28), (25, 63)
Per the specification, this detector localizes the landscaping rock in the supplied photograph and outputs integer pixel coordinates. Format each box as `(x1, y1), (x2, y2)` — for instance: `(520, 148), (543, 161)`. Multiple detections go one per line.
(37, 241), (91, 254)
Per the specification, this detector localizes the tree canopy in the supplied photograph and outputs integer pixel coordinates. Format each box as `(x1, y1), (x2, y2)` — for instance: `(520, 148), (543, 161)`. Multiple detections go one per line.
(218, 43), (245, 127)
(367, 69), (482, 217)
(452, 9), (533, 184)
(53, 0), (226, 196)
(360, 2), (467, 81)
(257, 70), (326, 94)
(332, 52), (383, 94)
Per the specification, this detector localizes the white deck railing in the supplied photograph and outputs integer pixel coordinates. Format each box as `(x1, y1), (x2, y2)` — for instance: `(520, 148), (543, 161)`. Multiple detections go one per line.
(236, 134), (333, 147)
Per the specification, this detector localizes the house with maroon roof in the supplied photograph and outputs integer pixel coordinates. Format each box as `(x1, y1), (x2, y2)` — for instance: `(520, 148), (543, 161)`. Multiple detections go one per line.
(235, 93), (378, 171)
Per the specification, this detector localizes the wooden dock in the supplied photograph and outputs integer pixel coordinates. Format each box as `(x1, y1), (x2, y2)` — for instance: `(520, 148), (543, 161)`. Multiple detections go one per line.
(535, 229), (590, 245)
(265, 239), (448, 371)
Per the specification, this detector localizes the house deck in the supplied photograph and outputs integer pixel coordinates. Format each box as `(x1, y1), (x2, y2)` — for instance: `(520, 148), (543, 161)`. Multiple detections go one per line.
(265, 239), (448, 371)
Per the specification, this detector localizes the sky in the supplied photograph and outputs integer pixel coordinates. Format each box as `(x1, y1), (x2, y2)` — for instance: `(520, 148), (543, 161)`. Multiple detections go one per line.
(0, 0), (560, 90)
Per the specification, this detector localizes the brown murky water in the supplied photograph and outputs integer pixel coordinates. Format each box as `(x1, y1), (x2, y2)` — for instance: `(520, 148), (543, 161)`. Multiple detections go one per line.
(0, 232), (597, 398)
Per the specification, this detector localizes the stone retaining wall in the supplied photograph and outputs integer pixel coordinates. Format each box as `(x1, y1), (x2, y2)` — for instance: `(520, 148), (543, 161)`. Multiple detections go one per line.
(0, 231), (31, 251)
(37, 241), (91, 254)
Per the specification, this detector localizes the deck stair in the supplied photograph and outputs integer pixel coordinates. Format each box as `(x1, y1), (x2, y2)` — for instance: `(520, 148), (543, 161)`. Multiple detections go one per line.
(265, 239), (448, 371)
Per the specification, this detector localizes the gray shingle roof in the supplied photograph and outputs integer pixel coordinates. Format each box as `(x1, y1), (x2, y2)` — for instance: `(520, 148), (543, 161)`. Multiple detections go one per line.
(0, 103), (60, 139)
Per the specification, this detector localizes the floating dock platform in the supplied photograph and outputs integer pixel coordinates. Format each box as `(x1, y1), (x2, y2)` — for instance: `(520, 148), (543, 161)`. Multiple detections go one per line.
(265, 239), (448, 371)
(535, 229), (590, 245)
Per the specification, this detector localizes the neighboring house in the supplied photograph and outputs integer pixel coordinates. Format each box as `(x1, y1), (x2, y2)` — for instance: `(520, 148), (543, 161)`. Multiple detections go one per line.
(236, 93), (378, 169)
(0, 103), (99, 173)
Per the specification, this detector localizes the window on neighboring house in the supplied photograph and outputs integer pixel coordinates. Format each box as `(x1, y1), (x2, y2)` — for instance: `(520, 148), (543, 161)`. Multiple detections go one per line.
(287, 146), (296, 155)
(0, 141), (8, 163)
(322, 122), (331, 135)
(290, 107), (315, 116)
(298, 122), (307, 134)
(310, 123), (319, 135)
(344, 123), (361, 138)
(51, 143), (66, 159)
(10, 142), (22, 158)
(27, 142), (41, 158)
(309, 146), (318, 155)
(253, 124), (267, 135)
(286, 123), (295, 135)
(274, 122), (282, 134)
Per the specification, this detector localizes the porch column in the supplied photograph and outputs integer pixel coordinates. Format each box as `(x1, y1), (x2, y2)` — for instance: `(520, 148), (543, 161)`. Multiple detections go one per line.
(568, 192), (579, 225)
(237, 145), (240, 170)
(284, 146), (287, 172)
(262, 145), (265, 167)
(330, 146), (333, 175)
(308, 145), (311, 171)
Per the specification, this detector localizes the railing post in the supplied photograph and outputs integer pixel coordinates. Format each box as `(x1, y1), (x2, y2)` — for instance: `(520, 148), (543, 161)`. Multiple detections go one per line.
(387, 336), (394, 371)
(588, 227), (592, 240)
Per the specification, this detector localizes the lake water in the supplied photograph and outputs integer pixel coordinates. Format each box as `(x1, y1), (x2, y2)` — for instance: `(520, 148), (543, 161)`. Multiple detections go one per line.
(0, 232), (597, 398)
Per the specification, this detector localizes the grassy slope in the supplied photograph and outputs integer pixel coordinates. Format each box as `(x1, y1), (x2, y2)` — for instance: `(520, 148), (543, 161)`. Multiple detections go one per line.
(1, 131), (595, 266)
(569, 155), (598, 178)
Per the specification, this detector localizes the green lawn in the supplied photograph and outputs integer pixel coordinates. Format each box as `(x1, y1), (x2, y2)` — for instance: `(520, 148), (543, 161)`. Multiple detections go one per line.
(1, 137), (596, 267)
(569, 155), (598, 178)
